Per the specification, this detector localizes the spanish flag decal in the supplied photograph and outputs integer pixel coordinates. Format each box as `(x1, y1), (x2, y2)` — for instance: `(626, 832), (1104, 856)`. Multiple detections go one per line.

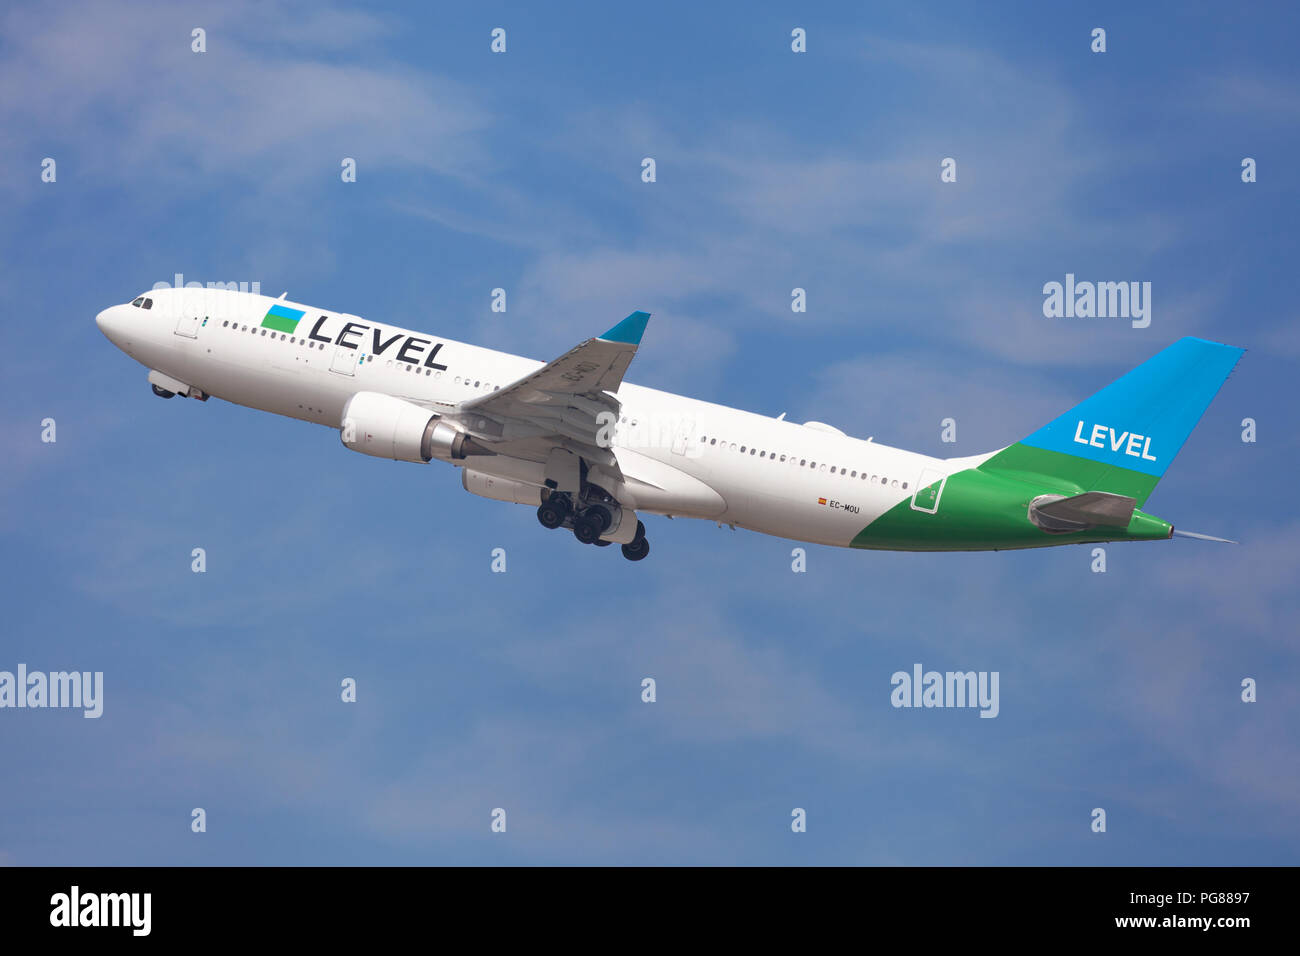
(817, 497), (827, 505)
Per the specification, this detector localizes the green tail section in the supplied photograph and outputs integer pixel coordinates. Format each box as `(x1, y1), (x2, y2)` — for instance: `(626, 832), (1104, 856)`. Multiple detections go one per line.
(850, 461), (1171, 552)
(979, 442), (1158, 505)
(851, 338), (1242, 552)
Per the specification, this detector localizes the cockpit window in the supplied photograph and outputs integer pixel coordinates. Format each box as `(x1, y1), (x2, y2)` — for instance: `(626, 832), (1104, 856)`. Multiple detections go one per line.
(142, 298), (153, 309)
(131, 297), (144, 307)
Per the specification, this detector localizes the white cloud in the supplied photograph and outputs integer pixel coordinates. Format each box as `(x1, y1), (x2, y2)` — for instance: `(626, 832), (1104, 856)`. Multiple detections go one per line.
(0, 0), (489, 197)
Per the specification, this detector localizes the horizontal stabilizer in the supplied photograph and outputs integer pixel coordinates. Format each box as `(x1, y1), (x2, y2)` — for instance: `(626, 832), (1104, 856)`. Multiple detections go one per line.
(1028, 491), (1136, 534)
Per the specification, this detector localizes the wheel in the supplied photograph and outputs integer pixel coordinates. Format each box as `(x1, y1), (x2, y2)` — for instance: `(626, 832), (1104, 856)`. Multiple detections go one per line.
(594, 538), (612, 547)
(544, 492), (572, 519)
(572, 514), (602, 545)
(621, 537), (650, 561)
(585, 504), (613, 532)
(537, 501), (565, 529)
(151, 384), (175, 399)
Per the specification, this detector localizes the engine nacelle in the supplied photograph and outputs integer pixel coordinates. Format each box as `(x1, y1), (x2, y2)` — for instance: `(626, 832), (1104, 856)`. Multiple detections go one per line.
(340, 391), (468, 463)
(462, 469), (544, 506)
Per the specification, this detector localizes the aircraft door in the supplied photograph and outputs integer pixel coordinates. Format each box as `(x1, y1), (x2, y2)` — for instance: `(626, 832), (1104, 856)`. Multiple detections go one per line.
(174, 313), (200, 338)
(910, 467), (947, 514)
(671, 419), (693, 456)
(330, 346), (358, 376)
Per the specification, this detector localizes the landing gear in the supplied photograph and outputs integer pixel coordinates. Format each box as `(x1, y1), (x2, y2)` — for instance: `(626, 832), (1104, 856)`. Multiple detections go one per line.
(572, 513), (603, 545)
(151, 384), (175, 399)
(621, 521), (649, 561)
(534, 483), (651, 560)
(536, 500), (566, 529)
(621, 538), (650, 561)
(585, 504), (613, 533)
(537, 491), (573, 530)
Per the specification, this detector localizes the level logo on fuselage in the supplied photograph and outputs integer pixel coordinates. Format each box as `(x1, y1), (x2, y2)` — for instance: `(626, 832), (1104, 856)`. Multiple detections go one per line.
(292, 312), (450, 371)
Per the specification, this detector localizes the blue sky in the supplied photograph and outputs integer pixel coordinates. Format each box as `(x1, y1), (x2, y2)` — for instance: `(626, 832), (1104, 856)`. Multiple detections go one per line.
(1, 0), (1297, 864)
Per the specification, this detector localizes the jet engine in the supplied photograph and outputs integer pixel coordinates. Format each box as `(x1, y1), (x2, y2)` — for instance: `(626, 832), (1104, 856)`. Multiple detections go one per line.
(340, 391), (469, 463)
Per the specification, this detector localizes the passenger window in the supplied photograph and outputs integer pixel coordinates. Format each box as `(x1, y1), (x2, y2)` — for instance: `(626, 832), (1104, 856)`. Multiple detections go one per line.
(830, 466), (836, 474)
(740, 446), (746, 453)
(850, 470), (857, 477)
(902, 482), (908, 490)
(819, 464), (827, 472)
(779, 454), (786, 461)
(800, 459), (806, 466)
(710, 438), (717, 445)
(759, 451), (766, 458)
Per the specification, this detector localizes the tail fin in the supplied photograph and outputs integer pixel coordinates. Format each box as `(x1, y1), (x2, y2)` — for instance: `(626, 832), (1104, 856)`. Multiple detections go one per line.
(984, 337), (1244, 506)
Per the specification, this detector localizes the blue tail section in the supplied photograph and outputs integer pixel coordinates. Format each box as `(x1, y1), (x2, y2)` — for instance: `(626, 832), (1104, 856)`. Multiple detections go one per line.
(1020, 337), (1244, 477)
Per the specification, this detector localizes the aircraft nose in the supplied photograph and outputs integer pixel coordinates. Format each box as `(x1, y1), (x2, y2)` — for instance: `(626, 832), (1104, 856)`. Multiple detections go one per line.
(95, 304), (130, 344)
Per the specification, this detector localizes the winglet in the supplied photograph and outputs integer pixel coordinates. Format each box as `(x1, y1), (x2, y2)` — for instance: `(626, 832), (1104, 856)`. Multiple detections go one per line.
(599, 311), (650, 345)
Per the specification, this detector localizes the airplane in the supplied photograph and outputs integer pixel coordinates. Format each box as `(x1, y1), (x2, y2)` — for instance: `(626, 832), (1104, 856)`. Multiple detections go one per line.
(95, 288), (1243, 561)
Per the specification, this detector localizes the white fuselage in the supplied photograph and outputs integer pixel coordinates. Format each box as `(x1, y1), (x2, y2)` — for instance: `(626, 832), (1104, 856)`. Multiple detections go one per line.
(96, 288), (981, 548)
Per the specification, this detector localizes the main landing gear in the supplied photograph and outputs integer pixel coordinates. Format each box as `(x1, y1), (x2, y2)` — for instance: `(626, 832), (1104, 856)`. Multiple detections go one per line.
(620, 526), (649, 562)
(536, 493), (650, 561)
(151, 384), (176, 399)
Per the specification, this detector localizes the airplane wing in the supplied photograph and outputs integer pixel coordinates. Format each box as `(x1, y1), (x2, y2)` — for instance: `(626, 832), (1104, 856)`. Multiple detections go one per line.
(453, 311), (651, 472)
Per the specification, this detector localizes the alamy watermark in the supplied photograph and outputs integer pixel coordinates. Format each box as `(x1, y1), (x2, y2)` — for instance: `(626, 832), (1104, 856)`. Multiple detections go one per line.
(891, 663), (999, 718)
(50, 886), (150, 936)
(152, 273), (261, 294)
(1043, 273), (1150, 328)
(595, 411), (704, 458)
(0, 664), (103, 718)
